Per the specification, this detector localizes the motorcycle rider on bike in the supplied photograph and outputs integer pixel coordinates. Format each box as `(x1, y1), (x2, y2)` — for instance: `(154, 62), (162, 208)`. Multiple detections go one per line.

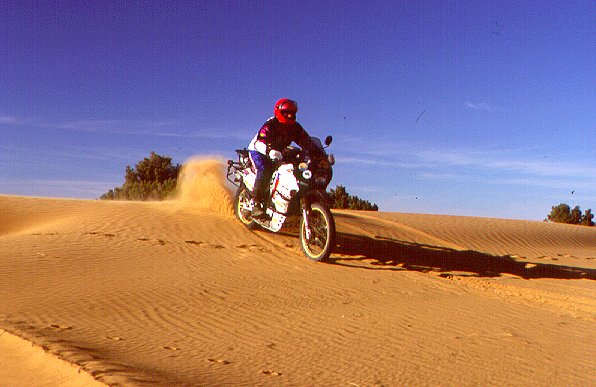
(248, 98), (322, 219)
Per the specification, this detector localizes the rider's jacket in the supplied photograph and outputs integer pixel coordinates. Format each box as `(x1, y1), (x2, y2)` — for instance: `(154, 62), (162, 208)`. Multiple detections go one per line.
(248, 116), (316, 156)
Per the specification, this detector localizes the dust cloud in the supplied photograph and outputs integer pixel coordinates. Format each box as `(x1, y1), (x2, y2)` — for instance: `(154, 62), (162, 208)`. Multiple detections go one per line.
(174, 157), (234, 217)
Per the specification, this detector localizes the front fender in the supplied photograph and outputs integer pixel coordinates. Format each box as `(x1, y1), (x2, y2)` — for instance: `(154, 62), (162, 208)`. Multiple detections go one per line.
(301, 190), (331, 211)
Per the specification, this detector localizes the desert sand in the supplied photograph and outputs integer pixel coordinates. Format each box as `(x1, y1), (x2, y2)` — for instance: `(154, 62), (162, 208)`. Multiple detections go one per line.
(1, 160), (595, 386)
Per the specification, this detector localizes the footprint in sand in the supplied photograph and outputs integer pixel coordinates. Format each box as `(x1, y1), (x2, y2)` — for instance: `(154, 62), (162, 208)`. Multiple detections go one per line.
(162, 346), (180, 351)
(557, 253), (576, 259)
(48, 324), (72, 330)
(261, 370), (282, 376)
(235, 244), (271, 253)
(185, 240), (225, 249)
(85, 232), (116, 238)
(264, 342), (277, 349)
(107, 336), (123, 341)
(206, 358), (230, 365)
(537, 256), (559, 261)
(137, 238), (167, 245)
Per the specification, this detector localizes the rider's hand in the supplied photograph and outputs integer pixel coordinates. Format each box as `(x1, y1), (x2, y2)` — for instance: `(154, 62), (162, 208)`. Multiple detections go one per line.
(269, 150), (283, 161)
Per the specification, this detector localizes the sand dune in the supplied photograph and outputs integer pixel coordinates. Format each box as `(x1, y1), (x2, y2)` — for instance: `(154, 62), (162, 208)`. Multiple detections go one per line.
(1, 191), (595, 385)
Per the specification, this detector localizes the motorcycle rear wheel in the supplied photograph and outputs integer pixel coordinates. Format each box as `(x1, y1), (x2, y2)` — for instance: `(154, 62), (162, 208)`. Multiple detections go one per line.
(300, 202), (335, 262)
(234, 186), (257, 229)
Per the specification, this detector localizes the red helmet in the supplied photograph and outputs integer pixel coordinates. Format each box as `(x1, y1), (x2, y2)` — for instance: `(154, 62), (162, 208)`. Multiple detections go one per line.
(274, 98), (298, 124)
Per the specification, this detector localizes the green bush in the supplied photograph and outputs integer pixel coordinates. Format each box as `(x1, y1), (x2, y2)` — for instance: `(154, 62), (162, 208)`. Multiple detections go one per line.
(101, 152), (180, 201)
(328, 185), (379, 211)
(546, 203), (594, 226)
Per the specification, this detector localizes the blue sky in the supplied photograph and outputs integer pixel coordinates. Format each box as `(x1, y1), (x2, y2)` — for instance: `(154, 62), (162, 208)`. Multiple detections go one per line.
(1, 0), (594, 220)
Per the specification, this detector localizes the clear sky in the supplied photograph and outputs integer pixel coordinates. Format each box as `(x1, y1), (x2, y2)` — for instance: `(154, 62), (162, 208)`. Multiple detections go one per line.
(1, 0), (594, 220)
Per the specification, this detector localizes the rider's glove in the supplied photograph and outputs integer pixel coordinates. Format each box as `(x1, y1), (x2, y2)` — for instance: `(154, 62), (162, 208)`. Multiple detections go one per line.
(269, 150), (283, 161)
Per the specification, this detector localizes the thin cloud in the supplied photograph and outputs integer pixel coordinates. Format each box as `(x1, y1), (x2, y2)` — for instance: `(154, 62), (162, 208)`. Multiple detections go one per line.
(419, 171), (596, 191)
(55, 119), (175, 134)
(416, 149), (596, 178)
(0, 179), (119, 198)
(484, 159), (596, 178)
(0, 116), (18, 124)
(419, 171), (467, 181)
(330, 138), (595, 180)
(0, 144), (132, 163)
(338, 156), (424, 169)
(350, 186), (384, 194)
(465, 102), (495, 111)
(52, 119), (249, 139)
(489, 177), (596, 191)
(338, 157), (396, 167)
(332, 136), (414, 156)
(1, 117), (242, 139)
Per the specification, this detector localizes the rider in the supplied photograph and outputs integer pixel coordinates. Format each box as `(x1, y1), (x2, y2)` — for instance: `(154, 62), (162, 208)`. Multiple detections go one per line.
(248, 98), (321, 219)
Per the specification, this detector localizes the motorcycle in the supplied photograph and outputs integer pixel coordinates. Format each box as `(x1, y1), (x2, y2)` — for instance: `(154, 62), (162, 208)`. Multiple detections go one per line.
(226, 135), (336, 262)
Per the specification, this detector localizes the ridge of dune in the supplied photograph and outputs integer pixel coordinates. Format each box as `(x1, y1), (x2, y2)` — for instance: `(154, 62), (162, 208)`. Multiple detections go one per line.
(333, 210), (469, 251)
(370, 211), (596, 260)
(0, 195), (80, 237)
(333, 210), (596, 316)
(1, 194), (594, 386)
(0, 329), (104, 387)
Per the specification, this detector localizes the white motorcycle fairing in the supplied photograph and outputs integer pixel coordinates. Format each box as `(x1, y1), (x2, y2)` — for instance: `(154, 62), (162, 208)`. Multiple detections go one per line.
(235, 162), (299, 232)
(270, 163), (299, 214)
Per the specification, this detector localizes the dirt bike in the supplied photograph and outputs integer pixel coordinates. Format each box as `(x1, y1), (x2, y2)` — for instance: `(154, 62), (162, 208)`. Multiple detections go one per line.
(226, 135), (336, 262)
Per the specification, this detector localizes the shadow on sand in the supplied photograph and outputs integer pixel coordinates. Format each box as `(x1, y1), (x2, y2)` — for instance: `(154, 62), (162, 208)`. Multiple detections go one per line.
(331, 233), (595, 280)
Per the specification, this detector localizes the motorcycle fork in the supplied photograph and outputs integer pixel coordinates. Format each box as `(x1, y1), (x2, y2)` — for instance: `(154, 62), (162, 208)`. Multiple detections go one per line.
(301, 197), (313, 241)
(302, 208), (312, 240)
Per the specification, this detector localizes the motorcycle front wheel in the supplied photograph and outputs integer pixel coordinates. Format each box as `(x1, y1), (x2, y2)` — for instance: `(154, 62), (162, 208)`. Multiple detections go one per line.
(300, 202), (336, 262)
(234, 186), (257, 229)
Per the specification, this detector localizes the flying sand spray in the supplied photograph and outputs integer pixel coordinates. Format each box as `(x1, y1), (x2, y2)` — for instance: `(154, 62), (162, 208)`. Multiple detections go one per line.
(175, 157), (234, 217)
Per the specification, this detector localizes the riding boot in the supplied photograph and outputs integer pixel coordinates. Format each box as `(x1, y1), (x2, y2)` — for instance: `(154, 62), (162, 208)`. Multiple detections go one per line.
(251, 187), (267, 219)
(251, 199), (266, 219)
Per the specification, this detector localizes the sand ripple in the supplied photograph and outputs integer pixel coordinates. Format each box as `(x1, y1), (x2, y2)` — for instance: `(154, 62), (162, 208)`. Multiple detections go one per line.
(0, 195), (594, 385)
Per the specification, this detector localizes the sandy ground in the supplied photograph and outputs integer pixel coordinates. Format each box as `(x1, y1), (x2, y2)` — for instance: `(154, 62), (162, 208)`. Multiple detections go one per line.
(1, 167), (595, 385)
(0, 328), (103, 387)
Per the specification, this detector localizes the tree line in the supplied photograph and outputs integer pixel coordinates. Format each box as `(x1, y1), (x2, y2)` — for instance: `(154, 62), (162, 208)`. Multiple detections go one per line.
(101, 152), (378, 210)
(327, 185), (379, 211)
(546, 203), (594, 227)
(102, 153), (596, 223)
(100, 152), (180, 200)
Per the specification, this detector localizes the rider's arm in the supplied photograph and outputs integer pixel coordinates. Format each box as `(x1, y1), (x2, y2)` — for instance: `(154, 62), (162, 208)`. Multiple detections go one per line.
(254, 139), (268, 155)
(249, 123), (271, 156)
(294, 124), (322, 158)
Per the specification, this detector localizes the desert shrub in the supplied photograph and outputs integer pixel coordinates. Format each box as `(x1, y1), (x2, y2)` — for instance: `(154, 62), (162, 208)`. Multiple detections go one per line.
(328, 185), (379, 211)
(580, 209), (594, 226)
(101, 152), (180, 200)
(546, 203), (594, 226)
